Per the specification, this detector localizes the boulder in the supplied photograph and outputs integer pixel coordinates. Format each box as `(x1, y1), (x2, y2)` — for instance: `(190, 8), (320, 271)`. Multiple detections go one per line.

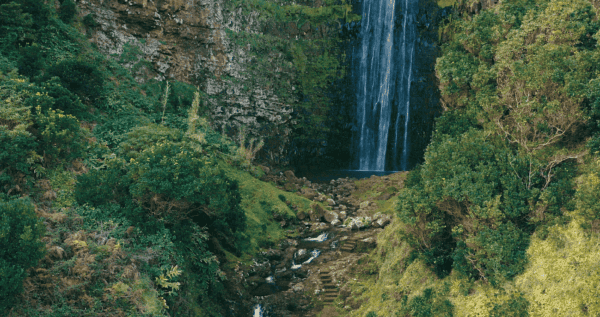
(324, 210), (339, 223)
(292, 283), (304, 293)
(310, 222), (329, 232)
(284, 182), (298, 191)
(296, 210), (307, 220)
(294, 249), (311, 263)
(259, 165), (270, 174)
(357, 237), (377, 250)
(326, 198), (336, 206)
(284, 170), (296, 180)
(262, 249), (283, 261)
(310, 203), (326, 222)
(331, 219), (341, 226)
(374, 215), (392, 228)
(299, 188), (317, 200)
(359, 201), (370, 209)
(346, 217), (365, 230)
(338, 211), (347, 220)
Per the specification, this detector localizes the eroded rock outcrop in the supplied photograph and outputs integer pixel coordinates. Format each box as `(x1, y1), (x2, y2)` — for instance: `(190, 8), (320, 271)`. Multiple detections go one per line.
(77, 0), (295, 158)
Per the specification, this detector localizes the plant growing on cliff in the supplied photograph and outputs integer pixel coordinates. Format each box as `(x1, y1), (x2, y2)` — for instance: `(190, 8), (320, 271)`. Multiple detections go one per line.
(0, 198), (46, 310)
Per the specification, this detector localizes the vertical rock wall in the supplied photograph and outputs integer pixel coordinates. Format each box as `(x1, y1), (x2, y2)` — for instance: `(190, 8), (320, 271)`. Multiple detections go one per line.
(77, 0), (297, 162)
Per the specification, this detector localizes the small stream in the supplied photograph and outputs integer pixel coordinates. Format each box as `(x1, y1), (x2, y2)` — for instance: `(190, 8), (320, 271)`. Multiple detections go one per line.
(250, 231), (336, 316)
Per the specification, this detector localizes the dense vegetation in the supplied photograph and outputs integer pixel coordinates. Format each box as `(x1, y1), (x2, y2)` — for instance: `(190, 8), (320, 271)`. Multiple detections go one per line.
(0, 0), (313, 315)
(4, 0), (600, 316)
(344, 0), (600, 316)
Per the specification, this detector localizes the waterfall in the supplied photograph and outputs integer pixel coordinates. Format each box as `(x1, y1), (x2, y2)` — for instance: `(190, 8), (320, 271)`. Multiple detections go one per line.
(355, 0), (418, 171)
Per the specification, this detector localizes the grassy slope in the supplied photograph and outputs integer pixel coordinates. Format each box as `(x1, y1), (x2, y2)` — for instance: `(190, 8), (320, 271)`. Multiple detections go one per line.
(220, 163), (314, 266)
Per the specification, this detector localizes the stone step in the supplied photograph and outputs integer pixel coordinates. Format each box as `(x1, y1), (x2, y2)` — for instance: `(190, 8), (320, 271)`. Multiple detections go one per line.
(324, 289), (338, 294)
(323, 296), (338, 302)
(323, 283), (337, 289)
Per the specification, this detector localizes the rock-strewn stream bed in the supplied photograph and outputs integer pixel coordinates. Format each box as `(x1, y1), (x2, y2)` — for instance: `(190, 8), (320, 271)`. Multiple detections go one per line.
(236, 169), (405, 316)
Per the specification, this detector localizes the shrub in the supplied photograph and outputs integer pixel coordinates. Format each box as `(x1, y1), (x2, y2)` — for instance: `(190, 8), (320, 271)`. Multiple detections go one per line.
(0, 126), (37, 195)
(82, 13), (98, 27)
(400, 288), (453, 317)
(59, 0), (77, 24)
(47, 59), (105, 104)
(0, 72), (40, 194)
(76, 138), (246, 238)
(0, 198), (46, 310)
(17, 44), (44, 78)
(490, 294), (529, 317)
(398, 130), (537, 282)
(33, 106), (87, 165)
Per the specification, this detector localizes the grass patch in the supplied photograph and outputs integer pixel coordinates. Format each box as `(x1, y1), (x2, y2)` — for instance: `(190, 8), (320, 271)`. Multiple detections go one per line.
(221, 163), (313, 264)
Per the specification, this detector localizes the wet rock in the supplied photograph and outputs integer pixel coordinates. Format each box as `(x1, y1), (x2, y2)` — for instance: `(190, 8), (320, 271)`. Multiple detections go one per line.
(326, 198), (336, 206)
(331, 219), (341, 226)
(294, 267), (309, 278)
(345, 217), (366, 230)
(310, 222), (329, 232)
(324, 210), (339, 223)
(284, 247), (297, 264)
(339, 211), (347, 220)
(294, 249), (311, 263)
(252, 283), (277, 296)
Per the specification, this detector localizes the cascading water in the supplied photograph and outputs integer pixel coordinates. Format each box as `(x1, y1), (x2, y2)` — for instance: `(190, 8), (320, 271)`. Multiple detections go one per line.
(354, 0), (418, 171)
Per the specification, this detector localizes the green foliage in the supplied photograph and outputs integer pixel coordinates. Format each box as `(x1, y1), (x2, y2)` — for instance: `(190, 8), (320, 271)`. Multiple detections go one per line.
(59, 0), (77, 24)
(76, 125), (245, 237)
(0, 126), (37, 194)
(227, 0), (360, 25)
(17, 44), (44, 78)
(0, 198), (46, 310)
(574, 159), (600, 228)
(398, 130), (538, 282)
(400, 287), (454, 317)
(47, 59), (106, 104)
(83, 13), (98, 28)
(514, 217), (600, 315)
(490, 293), (529, 317)
(34, 106), (87, 165)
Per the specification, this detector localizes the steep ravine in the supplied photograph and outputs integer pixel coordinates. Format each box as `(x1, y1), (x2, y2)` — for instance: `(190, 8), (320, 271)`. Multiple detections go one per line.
(234, 170), (405, 316)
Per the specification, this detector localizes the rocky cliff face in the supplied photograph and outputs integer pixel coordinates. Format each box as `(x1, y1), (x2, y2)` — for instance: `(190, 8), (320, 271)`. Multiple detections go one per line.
(77, 0), (296, 160)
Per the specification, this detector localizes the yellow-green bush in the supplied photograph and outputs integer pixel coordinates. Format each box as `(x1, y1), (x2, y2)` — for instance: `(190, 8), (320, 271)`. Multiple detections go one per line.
(515, 217), (600, 316)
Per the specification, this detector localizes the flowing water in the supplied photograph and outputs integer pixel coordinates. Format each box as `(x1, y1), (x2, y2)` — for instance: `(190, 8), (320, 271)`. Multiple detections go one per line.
(355, 0), (418, 171)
